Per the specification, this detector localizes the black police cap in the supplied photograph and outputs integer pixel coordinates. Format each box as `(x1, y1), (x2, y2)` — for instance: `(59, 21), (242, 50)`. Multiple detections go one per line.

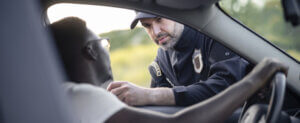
(130, 12), (157, 29)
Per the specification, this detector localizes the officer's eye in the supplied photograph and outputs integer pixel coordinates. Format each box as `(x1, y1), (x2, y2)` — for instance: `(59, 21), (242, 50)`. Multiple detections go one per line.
(156, 17), (162, 23)
(142, 23), (151, 28)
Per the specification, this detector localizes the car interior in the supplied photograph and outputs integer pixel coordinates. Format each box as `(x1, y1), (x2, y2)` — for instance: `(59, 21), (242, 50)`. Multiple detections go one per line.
(1, 0), (299, 123)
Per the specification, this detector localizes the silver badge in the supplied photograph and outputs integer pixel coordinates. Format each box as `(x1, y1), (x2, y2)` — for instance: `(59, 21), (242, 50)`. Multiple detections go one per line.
(192, 49), (203, 74)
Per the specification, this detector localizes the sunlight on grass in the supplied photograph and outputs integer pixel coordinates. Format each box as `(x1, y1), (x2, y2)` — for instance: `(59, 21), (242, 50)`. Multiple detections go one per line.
(110, 44), (158, 87)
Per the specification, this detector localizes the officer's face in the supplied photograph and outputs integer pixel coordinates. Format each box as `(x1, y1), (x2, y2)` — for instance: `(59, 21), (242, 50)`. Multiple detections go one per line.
(140, 17), (184, 50)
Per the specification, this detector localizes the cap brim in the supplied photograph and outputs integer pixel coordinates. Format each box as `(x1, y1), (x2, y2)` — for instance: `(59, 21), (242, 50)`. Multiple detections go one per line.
(130, 19), (139, 29)
(130, 12), (157, 29)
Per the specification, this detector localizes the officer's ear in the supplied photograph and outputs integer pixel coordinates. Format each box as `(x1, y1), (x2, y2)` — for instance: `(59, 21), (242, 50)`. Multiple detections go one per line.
(82, 42), (98, 61)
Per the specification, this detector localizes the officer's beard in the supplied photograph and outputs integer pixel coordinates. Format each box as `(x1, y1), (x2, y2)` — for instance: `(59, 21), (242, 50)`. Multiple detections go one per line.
(155, 33), (174, 50)
(158, 23), (184, 50)
(159, 36), (177, 50)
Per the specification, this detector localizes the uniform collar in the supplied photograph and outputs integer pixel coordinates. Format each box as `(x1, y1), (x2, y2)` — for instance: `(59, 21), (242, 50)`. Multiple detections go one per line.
(172, 26), (198, 51)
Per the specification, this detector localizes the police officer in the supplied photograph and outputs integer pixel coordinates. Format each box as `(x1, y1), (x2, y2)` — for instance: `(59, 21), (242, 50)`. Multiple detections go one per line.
(107, 12), (251, 106)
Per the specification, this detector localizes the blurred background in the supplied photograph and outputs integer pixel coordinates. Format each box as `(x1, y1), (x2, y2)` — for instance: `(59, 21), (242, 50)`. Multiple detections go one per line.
(48, 0), (299, 87)
(219, 0), (300, 60)
(100, 28), (158, 87)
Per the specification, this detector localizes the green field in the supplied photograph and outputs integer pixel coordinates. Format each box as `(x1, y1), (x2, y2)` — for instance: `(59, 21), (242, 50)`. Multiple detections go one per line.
(100, 28), (158, 87)
(110, 44), (158, 87)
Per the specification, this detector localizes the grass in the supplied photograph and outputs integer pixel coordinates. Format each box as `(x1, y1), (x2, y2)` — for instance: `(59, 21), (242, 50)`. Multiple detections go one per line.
(110, 44), (158, 87)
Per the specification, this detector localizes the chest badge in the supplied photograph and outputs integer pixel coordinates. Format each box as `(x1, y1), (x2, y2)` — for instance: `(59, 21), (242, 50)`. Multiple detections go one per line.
(192, 49), (203, 74)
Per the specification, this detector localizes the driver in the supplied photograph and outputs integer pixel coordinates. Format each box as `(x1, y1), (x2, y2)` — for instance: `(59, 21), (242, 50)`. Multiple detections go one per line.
(50, 17), (288, 123)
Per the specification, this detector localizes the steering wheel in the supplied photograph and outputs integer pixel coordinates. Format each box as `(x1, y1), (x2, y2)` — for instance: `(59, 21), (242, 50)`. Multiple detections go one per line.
(239, 72), (286, 123)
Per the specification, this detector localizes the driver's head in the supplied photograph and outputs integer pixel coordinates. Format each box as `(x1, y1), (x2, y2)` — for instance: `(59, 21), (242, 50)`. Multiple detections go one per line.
(131, 12), (184, 50)
(50, 17), (113, 87)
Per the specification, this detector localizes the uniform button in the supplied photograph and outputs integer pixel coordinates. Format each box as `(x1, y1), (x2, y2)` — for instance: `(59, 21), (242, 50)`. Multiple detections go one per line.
(225, 52), (230, 56)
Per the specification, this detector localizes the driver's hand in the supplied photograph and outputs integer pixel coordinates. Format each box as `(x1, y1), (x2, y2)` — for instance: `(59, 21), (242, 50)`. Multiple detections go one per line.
(107, 81), (150, 106)
(245, 58), (288, 89)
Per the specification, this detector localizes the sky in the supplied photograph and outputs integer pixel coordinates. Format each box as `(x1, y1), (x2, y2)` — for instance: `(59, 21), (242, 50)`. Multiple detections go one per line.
(47, 3), (137, 34)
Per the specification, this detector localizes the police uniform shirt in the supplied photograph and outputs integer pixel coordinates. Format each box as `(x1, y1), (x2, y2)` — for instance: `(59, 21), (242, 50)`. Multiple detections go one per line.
(148, 26), (251, 106)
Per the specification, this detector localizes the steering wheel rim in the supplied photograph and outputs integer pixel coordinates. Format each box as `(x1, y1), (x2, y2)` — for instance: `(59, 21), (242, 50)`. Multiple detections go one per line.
(266, 72), (286, 122)
(239, 72), (286, 123)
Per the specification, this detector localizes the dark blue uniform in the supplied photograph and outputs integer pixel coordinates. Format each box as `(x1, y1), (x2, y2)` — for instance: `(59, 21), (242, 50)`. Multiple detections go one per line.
(148, 26), (252, 106)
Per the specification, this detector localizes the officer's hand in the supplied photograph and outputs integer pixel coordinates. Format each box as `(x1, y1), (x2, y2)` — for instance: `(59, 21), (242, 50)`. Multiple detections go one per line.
(107, 81), (151, 106)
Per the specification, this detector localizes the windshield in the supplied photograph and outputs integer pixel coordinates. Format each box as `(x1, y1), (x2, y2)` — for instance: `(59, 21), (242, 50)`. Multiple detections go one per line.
(219, 0), (300, 62)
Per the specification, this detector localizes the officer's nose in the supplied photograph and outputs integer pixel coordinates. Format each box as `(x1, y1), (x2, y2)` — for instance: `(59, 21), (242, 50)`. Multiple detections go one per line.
(152, 23), (161, 36)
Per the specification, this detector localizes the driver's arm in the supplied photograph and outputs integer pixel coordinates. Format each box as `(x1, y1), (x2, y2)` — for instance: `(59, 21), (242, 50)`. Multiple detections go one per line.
(106, 58), (288, 123)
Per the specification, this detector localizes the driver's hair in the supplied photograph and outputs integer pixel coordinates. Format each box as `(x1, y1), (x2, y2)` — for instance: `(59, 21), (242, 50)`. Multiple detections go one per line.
(50, 17), (93, 82)
(50, 17), (87, 60)
(50, 17), (86, 40)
